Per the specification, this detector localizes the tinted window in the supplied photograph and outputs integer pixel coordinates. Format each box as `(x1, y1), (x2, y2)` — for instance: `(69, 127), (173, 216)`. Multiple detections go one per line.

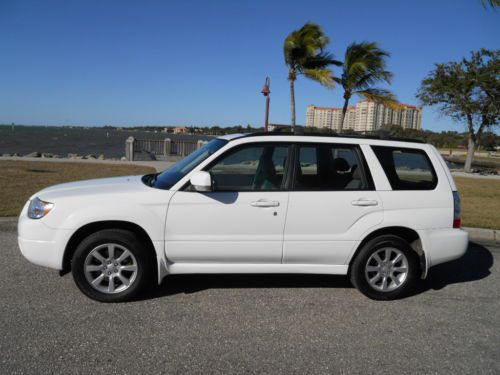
(207, 144), (290, 191)
(299, 147), (317, 175)
(293, 144), (370, 191)
(371, 146), (437, 190)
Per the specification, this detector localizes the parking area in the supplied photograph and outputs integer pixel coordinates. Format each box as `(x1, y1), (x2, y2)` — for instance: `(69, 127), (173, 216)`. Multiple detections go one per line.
(1, 219), (499, 374)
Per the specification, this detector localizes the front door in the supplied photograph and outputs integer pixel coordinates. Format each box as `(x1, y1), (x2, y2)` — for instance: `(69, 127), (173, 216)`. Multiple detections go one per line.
(165, 142), (291, 263)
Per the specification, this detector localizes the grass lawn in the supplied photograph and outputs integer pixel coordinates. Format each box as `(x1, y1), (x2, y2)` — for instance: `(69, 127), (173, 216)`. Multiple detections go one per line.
(0, 160), (155, 217)
(455, 177), (500, 230)
(0, 161), (498, 229)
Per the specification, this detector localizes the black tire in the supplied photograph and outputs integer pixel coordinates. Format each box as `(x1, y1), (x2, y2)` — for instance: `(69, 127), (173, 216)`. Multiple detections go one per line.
(350, 235), (420, 300)
(71, 229), (154, 302)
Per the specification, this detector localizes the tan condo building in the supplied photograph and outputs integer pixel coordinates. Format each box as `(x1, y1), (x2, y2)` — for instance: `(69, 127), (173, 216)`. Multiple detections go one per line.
(306, 101), (422, 132)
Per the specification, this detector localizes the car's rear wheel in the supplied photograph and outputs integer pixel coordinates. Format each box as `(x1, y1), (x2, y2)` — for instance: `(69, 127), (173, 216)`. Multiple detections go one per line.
(71, 229), (153, 302)
(350, 235), (419, 300)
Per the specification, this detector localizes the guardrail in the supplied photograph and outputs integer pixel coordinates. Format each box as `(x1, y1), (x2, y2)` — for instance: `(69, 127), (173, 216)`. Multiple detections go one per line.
(125, 137), (208, 161)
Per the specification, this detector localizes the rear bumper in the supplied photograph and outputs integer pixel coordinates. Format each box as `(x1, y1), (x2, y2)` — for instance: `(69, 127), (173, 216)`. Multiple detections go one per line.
(418, 228), (469, 268)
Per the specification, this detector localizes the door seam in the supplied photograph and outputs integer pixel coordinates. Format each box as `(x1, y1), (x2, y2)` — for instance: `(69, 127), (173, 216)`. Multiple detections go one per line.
(280, 191), (291, 264)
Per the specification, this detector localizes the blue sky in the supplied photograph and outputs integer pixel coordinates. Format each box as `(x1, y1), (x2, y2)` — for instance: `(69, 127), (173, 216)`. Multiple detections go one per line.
(0, 0), (498, 131)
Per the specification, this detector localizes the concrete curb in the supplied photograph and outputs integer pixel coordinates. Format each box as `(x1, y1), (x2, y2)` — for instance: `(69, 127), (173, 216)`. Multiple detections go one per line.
(1, 216), (498, 244)
(451, 171), (500, 180)
(463, 227), (499, 244)
(0, 217), (18, 222)
(0, 217), (17, 232)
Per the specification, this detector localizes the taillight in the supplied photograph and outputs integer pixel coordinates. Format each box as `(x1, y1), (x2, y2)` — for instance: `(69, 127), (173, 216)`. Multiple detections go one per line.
(453, 191), (461, 228)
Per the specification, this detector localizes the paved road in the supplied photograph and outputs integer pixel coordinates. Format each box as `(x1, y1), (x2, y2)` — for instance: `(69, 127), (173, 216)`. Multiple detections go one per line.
(1, 220), (499, 374)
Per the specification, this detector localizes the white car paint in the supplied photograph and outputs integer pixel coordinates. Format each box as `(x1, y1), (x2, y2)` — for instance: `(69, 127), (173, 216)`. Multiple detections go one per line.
(19, 175), (171, 275)
(18, 134), (469, 284)
(282, 190), (383, 265)
(166, 191), (289, 263)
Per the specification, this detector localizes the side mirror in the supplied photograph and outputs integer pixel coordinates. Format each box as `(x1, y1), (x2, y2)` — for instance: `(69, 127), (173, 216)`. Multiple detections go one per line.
(190, 171), (212, 192)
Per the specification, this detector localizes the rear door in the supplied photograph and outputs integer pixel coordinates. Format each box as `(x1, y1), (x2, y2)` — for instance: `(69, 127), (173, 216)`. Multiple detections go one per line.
(370, 145), (453, 229)
(283, 142), (383, 266)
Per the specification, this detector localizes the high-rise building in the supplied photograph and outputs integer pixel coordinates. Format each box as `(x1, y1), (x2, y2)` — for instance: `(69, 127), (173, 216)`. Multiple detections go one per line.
(306, 101), (422, 131)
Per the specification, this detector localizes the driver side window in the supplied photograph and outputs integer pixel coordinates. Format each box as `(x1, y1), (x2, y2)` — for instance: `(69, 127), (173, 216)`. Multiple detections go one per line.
(208, 144), (290, 191)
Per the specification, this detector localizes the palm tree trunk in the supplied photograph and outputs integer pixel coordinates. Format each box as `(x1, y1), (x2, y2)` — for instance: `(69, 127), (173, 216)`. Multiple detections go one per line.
(340, 95), (350, 133)
(290, 78), (296, 132)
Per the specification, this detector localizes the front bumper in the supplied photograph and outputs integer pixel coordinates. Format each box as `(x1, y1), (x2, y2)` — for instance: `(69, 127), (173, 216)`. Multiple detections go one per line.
(18, 205), (71, 270)
(18, 237), (62, 269)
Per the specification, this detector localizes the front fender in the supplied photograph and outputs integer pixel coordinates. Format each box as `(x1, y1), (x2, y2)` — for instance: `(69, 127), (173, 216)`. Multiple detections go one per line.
(43, 202), (167, 242)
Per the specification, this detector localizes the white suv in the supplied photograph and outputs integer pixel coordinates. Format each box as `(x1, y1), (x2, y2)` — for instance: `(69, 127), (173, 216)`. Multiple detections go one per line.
(18, 133), (468, 302)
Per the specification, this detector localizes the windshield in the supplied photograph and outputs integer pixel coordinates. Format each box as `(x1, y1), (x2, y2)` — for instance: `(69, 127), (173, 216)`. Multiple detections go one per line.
(145, 138), (228, 190)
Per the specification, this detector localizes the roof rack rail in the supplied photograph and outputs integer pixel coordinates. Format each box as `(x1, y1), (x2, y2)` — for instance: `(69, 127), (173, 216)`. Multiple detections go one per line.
(240, 128), (425, 143)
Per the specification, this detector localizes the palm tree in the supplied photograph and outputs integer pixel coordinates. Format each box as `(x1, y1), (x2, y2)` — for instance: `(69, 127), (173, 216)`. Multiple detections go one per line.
(284, 23), (341, 132)
(334, 42), (397, 132)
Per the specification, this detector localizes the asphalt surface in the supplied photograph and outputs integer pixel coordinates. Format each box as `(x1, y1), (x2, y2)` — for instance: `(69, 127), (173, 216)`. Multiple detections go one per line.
(1, 219), (499, 374)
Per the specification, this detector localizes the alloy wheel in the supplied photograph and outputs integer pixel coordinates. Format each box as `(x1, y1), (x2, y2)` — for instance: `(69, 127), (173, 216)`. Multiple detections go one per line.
(83, 243), (138, 294)
(364, 247), (409, 292)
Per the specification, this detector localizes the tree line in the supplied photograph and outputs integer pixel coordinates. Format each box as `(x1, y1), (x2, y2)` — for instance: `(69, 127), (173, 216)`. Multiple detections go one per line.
(117, 124), (498, 152)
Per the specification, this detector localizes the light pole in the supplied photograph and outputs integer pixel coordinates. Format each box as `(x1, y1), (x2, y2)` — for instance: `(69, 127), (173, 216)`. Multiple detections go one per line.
(261, 77), (270, 132)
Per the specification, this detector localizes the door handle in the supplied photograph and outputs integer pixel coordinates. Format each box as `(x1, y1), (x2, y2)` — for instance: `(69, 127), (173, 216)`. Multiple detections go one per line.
(251, 200), (280, 208)
(351, 199), (378, 207)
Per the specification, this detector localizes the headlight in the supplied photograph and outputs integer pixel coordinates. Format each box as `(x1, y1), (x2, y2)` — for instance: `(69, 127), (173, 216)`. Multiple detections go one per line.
(28, 197), (54, 219)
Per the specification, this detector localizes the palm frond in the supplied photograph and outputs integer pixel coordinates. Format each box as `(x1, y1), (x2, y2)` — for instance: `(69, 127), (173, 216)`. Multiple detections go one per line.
(284, 23), (330, 67)
(355, 88), (399, 108)
(284, 22), (341, 89)
(303, 68), (335, 87)
(332, 76), (343, 85)
(355, 70), (393, 89)
(339, 40), (395, 106)
(330, 59), (343, 67)
(481, 0), (500, 9)
(301, 52), (336, 70)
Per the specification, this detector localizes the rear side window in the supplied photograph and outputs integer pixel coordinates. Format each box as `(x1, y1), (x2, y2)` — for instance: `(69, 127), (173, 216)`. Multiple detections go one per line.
(372, 146), (437, 190)
(293, 144), (372, 191)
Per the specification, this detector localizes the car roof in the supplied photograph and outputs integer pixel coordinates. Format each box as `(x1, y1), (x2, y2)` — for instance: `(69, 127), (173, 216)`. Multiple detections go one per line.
(218, 131), (426, 145)
(217, 133), (247, 141)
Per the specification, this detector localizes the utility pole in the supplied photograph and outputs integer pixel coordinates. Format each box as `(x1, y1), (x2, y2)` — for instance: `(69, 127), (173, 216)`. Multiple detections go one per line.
(261, 77), (270, 132)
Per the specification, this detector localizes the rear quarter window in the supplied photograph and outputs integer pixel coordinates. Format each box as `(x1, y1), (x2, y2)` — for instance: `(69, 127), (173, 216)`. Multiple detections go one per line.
(371, 146), (437, 190)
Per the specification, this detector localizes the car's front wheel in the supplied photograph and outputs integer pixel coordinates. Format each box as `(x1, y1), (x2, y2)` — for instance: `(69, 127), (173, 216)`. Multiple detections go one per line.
(350, 235), (420, 300)
(71, 229), (153, 302)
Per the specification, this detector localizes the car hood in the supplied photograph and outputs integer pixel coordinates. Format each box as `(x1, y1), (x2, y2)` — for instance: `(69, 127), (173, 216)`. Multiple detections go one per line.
(35, 175), (150, 201)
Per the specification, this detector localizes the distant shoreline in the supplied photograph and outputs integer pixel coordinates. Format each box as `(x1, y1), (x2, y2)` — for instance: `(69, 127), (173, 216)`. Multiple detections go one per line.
(0, 125), (211, 158)
(0, 123), (213, 131)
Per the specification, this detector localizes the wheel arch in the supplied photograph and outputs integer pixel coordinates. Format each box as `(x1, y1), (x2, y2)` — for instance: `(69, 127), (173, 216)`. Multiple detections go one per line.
(62, 220), (158, 280)
(348, 226), (427, 278)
